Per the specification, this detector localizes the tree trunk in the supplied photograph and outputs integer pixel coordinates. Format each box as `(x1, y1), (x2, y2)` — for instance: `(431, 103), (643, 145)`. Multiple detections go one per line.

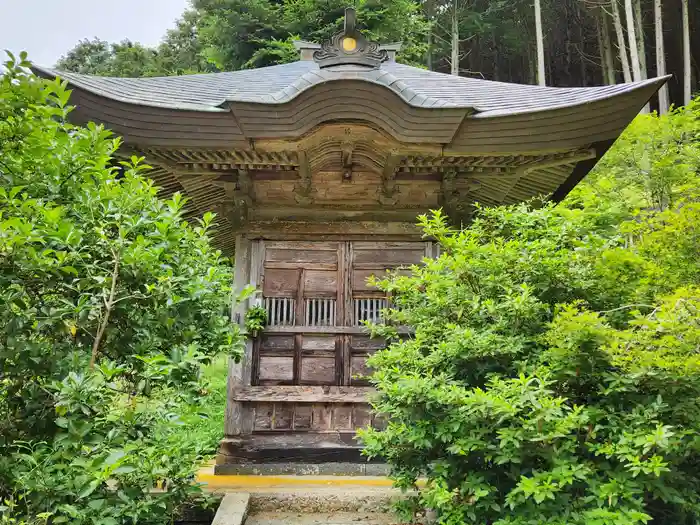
(534, 0), (546, 85)
(579, 22), (587, 86)
(634, 0), (648, 80)
(682, 0), (691, 104)
(425, 0), (434, 70)
(451, 0), (459, 76)
(598, 14), (607, 83)
(611, 0), (632, 82)
(599, 9), (615, 84)
(625, 0), (643, 82)
(493, 30), (500, 81)
(427, 29), (433, 70)
(600, 9), (616, 84)
(626, 0), (649, 111)
(655, 0), (670, 113)
(598, 15), (609, 84)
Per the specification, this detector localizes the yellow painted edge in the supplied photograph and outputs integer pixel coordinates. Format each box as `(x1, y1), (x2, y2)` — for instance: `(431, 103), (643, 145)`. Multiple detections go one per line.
(196, 474), (395, 488)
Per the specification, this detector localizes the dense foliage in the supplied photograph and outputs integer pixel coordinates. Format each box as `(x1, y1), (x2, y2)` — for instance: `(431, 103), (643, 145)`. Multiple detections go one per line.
(360, 101), (700, 525)
(57, 0), (427, 74)
(0, 53), (244, 524)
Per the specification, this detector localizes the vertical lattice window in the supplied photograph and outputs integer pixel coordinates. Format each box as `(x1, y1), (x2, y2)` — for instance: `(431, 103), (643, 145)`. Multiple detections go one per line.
(354, 298), (388, 325)
(305, 298), (336, 326)
(265, 297), (296, 326)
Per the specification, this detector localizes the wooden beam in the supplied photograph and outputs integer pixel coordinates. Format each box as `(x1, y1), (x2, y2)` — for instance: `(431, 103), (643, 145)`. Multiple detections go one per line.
(250, 207), (426, 223)
(245, 220), (422, 238)
(231, 386), (373, 403)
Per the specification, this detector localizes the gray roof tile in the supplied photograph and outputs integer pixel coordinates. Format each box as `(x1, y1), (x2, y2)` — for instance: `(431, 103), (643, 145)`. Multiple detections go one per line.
(33, 60), (667, 118)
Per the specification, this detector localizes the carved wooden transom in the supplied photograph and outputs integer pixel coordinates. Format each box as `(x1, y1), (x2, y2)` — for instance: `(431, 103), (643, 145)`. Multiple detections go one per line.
(128, 121), (595, 252)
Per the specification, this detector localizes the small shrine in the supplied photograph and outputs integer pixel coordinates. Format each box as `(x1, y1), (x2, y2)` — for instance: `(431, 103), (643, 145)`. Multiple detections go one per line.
(34, 8), (666, 472)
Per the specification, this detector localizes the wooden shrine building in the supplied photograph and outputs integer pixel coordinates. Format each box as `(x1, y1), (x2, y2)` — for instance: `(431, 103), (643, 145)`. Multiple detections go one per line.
(34, 9), (667, 472)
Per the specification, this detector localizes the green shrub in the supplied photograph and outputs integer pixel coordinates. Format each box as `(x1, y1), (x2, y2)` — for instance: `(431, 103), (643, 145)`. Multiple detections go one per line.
(360, 102), (700, 525)
(0, 53), (244, 523)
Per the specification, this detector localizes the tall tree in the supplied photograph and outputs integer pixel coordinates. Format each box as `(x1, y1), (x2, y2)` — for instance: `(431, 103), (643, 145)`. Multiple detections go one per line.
(625, 0), (649, 111)
(157, 9), (214, 74)
(55, 39), (114, 75)
(682, 0), (692, 104)
(451, 0), (460, 75)
(534, 0), (546, 85)
(56, 39), (164, 77)
(634, 0), (647, 80)
(599, 8), (616, 84)
(193, 0), (282, 71)
(424, 0), (436, 70)
(611, 0), (632, 82)
(654, 0), (670, 113)
(624, 0), (642, 82)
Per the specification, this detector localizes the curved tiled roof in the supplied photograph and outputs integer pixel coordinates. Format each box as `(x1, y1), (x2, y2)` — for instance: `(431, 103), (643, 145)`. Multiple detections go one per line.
(33, 61), (668, 117)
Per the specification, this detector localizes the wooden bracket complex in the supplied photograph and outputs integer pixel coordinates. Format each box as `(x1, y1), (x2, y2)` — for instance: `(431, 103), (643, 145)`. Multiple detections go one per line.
(441, 170), (479, 225)
(294, 151), (315, 205)
(341, 143), (354, 182)
(379, 154), (400, 205)
(214, 169), (253, 230)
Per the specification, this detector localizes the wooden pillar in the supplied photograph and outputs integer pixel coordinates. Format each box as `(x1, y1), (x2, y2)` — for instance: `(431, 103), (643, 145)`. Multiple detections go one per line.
(222, 237), (264, 445)
(224, 235), (253, 439)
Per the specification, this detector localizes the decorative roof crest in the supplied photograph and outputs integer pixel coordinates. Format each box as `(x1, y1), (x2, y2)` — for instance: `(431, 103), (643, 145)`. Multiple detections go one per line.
(313, 8), (389, 68)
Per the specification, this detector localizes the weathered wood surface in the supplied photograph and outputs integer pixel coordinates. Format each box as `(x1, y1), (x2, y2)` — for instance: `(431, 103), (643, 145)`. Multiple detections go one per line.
(218, 433), (373, 463)
(232, 386), (372, 403)
(223, 240), (425, 463)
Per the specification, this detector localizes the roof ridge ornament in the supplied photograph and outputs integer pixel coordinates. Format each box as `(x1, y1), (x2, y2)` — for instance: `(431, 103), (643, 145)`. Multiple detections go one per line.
(313, 8), (389, 69)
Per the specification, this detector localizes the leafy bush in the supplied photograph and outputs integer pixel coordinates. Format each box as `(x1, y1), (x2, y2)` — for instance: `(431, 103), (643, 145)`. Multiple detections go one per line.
(0, 53), (244, 523)
(360, 102), (700, 525)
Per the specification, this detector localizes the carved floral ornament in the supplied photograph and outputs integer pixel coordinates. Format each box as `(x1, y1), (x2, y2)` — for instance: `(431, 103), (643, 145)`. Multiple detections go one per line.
(313, 8), (389, 68)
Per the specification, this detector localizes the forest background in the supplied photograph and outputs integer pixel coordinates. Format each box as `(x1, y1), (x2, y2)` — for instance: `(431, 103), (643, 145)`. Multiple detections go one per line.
(56, 0), (698, 112)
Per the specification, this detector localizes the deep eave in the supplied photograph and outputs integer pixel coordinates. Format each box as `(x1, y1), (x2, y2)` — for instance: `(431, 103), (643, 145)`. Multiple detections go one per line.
(31, 62), (668, 153)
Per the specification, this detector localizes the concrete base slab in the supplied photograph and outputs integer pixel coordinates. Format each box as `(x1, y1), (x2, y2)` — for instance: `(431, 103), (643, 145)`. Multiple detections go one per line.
(248, 488), (400, 514)
(211, 493), (250, 525)
(244, 512), (398, 525)
(214, 462), (389, 476)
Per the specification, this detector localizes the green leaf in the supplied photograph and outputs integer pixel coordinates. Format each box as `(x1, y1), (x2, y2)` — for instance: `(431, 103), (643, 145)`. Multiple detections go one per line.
(78, 480), (100, 499)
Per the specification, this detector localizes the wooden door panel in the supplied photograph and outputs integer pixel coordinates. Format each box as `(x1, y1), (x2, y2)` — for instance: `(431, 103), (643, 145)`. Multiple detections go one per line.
(300, 356), (336, 384)
(258, 356), (294, 384)
(352, 241), (425, 268)
(265, 248), (339, 265)
(260, 334), (295, 350)
(263, 269), (300, 297)
(349, 336), (385, 386)
(303, 269), (337, 295)
(251, 401), (382, 432)
(250, 240), (429, 442)
(301, 335), (336, 350)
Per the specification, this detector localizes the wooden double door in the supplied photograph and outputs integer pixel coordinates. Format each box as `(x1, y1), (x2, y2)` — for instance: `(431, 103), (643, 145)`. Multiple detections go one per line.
(221, 239), (432, 464)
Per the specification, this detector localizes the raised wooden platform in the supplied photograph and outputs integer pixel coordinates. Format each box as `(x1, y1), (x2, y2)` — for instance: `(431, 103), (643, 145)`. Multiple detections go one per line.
(216, 433), (386, 474)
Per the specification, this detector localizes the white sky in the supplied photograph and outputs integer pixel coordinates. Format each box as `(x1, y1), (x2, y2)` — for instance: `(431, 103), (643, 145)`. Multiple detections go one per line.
(0, 0), (190, 67)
